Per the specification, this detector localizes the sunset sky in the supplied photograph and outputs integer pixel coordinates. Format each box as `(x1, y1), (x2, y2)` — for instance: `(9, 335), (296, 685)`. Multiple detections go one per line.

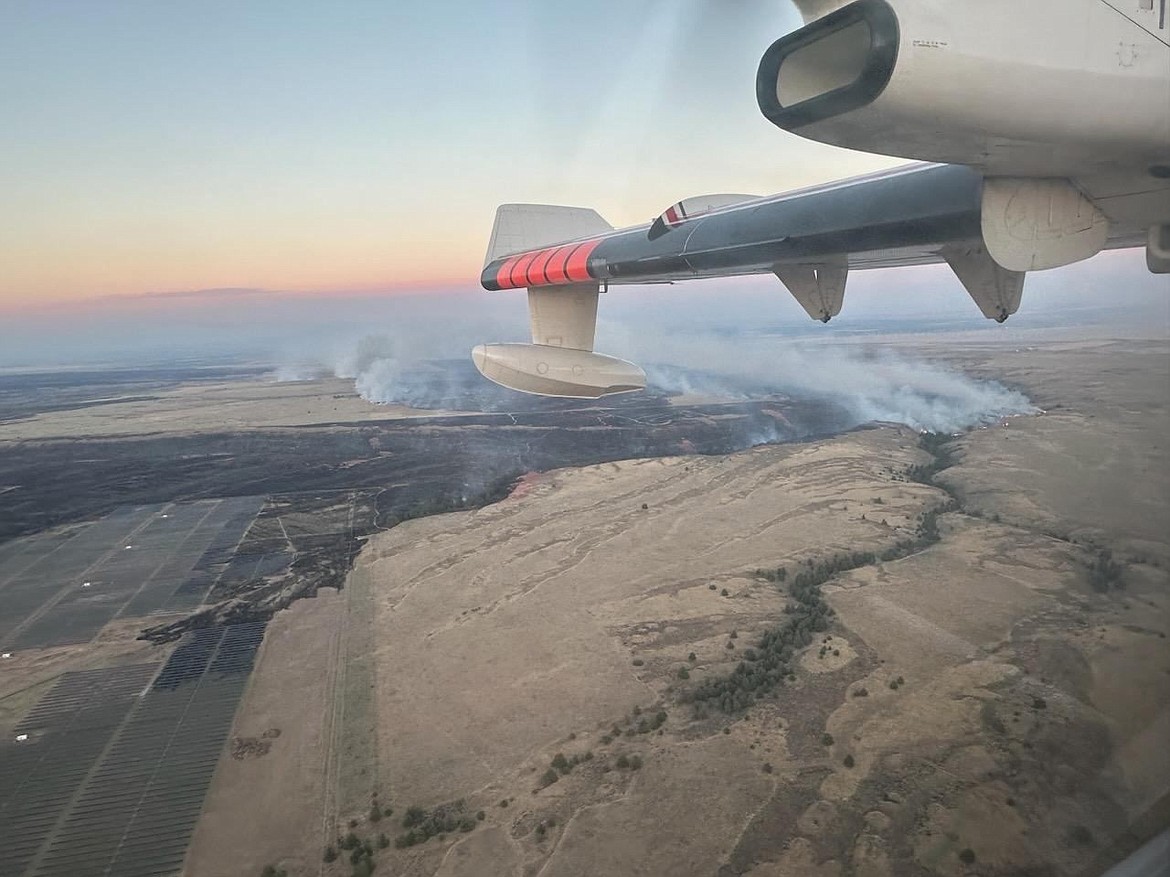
(0, 0), (909, 309)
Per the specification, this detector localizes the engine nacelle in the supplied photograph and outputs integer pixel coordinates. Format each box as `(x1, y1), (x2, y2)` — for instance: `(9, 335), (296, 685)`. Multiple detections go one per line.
(756, 0), (1170, 176)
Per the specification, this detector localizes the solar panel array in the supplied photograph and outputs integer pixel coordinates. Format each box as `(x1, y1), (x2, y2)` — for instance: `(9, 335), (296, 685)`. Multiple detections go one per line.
(0, 497), (267, 651)
(0, 664), (157, 877)
(0, 622), (266, 877)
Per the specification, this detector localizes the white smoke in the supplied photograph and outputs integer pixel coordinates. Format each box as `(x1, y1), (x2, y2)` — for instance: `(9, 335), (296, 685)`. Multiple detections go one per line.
(352, 356), (404, 403)
(629, 335), (1036, 433)
(272, 334), (413, 403)
(274, 328), (1035, 433)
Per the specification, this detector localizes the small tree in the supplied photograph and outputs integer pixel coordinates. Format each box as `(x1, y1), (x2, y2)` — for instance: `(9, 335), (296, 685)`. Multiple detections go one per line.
(843, 754), (855, 768)
(541, 767), (559, 787)
(323, 846), (337, 863)
(821, 733), (834, 746)
(958, 848), (976, 864)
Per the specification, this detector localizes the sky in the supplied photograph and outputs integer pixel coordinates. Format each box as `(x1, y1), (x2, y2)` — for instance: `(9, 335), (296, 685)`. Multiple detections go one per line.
(1, 0), (902, 308)
(1, 0), (1165, 368)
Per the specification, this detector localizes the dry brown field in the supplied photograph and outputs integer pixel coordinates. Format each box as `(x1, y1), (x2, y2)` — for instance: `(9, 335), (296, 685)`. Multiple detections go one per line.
(183, 330), (1169, 877)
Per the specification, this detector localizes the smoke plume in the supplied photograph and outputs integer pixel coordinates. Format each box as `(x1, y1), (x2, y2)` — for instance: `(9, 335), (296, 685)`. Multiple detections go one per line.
(633, 336), (1035, 433)
(275, 329), (1035, 433)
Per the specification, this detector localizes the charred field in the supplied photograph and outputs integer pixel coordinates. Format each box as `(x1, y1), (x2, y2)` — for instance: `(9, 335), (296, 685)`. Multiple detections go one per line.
(0, 359), (859, 641)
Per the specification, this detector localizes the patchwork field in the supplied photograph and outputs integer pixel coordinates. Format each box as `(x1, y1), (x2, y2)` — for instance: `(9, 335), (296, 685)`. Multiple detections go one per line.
(2, 331), (1164, 877)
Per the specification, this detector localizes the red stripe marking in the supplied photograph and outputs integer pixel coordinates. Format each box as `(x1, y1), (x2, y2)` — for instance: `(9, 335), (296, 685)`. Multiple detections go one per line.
(526, 248), (557, 287)
(508, 251), (540, 288)
(665, 206), (679, 225)
(496, 256), (521, 289)
(544, 245), (575, 285)
(564, 239), (601, 283)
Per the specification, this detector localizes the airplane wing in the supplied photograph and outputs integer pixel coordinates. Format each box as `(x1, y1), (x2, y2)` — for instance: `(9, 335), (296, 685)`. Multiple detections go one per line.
(473, 0), (1168, 399)
(472, 164), (1141, 399)
(481, 163), (984, 296)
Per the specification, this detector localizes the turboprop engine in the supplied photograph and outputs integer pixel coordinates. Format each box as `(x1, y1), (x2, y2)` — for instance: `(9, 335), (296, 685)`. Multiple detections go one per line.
(757, 0), (1170, 274)
(756, 0), (1170, 177)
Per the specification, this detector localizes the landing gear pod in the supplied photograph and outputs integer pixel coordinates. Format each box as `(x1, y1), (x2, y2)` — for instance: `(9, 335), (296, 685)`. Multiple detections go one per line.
(472, 344), (645, 399)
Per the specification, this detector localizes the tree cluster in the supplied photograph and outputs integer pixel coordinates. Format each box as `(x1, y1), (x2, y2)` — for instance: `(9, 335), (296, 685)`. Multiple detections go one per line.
(683, 434), (960, 717)
(688, 551), (877, 713)
(395, 800), (475, 848)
